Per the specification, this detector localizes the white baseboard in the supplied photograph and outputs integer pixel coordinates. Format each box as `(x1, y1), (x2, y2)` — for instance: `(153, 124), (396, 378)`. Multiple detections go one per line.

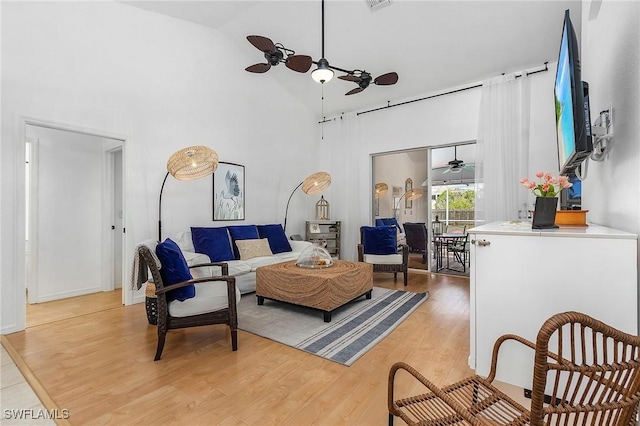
(35, 286), (102, 303)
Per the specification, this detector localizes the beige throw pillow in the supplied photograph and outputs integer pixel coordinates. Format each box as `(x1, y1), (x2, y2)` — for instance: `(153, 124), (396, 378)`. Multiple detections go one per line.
(236, 238), (273, 260)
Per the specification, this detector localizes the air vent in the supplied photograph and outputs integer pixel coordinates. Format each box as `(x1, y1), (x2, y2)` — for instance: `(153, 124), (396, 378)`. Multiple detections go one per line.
(365, 0), (391, 12)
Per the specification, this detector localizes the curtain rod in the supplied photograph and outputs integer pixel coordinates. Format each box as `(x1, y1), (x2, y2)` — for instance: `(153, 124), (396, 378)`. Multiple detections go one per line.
(354, 62), (549, 117)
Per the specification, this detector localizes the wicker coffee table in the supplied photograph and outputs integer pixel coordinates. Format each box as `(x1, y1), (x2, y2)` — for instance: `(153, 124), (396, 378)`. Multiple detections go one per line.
(255, 260), (373, 322)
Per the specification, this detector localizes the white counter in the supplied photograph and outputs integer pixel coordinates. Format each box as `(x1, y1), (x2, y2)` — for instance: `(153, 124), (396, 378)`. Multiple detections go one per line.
(467, 221), (638, 389)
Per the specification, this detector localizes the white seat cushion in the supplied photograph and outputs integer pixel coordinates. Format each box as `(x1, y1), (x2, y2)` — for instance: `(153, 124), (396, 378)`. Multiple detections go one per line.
(363, 253), (403, 265)
(168, 281), (241, 318)
(273, 251), (301, 262)
(243, 255), (279, 271)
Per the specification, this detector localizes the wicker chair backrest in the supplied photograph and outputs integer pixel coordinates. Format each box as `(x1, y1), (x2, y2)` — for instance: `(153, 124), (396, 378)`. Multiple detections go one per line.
(530, 311), (640, 426)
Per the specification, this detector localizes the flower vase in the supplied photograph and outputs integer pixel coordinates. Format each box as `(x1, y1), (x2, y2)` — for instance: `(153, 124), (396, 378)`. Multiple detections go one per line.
(532, 197), (559, 229)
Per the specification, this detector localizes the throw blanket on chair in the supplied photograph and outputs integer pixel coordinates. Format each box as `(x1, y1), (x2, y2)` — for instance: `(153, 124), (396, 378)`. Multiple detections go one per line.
(130, 241), (161, 290)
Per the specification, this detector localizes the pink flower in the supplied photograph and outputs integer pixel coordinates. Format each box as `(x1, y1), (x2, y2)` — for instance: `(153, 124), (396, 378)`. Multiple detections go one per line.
(520, 172), (571, 198)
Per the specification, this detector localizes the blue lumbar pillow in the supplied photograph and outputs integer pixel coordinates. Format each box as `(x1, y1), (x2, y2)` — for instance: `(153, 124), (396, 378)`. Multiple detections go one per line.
(227, 225), (260, 259)
(257, 224), (292, 254)
(155, 238), (195, 302)
(191, 227), (234, 262)
(362, 226), (398, 255)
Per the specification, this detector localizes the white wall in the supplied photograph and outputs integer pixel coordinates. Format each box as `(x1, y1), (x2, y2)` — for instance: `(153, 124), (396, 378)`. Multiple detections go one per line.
(1, 1), (318, 333)
(580, 0), (640, 329)
(27, 126), (105, 302)
(580, 1), (640, 233)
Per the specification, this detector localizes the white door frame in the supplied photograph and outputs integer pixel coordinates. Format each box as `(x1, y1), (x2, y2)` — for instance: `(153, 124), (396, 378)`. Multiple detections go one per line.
(102, 143), (124, 293)
(20, 116), (127, 309)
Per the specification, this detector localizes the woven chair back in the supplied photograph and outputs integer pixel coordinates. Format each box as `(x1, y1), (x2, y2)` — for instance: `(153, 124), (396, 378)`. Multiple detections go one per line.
(530, 311), (640, 426)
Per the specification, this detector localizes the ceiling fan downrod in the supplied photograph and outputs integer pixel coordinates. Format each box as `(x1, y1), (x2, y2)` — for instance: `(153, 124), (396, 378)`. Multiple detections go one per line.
(311, 0), (334, 84)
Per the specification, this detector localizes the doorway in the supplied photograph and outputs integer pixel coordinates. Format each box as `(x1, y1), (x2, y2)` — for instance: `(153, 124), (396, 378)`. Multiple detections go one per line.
(372, 142), (476, 275)
(25, 124), (125, 326)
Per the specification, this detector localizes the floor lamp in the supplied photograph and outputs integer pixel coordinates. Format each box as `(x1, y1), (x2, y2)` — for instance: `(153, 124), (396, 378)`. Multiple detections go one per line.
(283, 171), (332, 232)
(158, 146), (219, 241)
(394, 188), (424, 211)
(374, 182), (388, 216)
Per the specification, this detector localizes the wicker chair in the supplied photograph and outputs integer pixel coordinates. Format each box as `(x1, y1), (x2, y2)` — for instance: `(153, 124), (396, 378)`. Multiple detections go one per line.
(358, 226), (409, 286)
(389, 311), (640, 426)
(403, 222), (428, 263)
(138, 245), (238, 361)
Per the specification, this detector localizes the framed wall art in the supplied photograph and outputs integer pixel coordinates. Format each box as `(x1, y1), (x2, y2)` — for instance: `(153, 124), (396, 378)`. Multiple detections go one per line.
(405, 178), (413, 209)
(213, 162), (245, 221)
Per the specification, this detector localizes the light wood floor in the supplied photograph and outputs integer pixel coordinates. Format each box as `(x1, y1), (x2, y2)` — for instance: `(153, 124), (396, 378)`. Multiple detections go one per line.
(26, 289), (123, 328)
(5, 272), (473, 425)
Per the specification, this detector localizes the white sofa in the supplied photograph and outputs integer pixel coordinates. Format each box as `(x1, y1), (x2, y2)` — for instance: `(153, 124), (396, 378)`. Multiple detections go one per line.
(170, 231), (313, 294)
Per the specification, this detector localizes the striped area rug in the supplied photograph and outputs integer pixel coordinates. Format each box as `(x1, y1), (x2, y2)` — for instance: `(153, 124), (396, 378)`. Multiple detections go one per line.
(237, 287), (428, 366)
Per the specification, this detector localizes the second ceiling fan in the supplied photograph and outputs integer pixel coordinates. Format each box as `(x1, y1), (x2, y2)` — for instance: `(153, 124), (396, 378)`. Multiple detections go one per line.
(245, 0), (398, 96)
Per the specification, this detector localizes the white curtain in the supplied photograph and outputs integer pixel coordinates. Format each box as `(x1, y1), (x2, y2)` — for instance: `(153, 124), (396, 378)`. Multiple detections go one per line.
(475, 73), (531, 224)
(325, 112), (368, 260)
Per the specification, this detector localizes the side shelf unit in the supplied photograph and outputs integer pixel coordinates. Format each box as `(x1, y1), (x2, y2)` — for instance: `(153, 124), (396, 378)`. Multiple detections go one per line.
(305, 220), (341, 259)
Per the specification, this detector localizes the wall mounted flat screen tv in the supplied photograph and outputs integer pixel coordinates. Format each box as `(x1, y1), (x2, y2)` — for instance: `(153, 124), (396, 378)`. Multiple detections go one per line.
(555, 9), (592, 176)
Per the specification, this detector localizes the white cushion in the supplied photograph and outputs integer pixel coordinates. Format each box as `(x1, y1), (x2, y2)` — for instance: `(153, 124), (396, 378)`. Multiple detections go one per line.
(273, 251), (301, 262)
(170, 231), (195, 253)
(244, 255), (279, 271)
(363, 253), (403, 265)
(168, 281), (241, 318)
(183, 250), (210, 266)
(289, 240), (313, 252)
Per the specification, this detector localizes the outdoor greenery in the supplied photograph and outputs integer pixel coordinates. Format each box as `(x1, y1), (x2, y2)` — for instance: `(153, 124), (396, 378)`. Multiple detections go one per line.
(434, 189), (475, 210)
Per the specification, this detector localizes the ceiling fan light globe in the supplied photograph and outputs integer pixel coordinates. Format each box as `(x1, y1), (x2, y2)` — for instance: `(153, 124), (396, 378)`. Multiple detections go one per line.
(312, 58), (334, 83)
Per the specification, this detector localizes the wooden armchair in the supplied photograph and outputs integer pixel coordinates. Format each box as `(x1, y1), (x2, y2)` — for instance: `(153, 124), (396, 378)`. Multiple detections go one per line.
(389, 311), (640, 426)
(138, 244), (238, 361)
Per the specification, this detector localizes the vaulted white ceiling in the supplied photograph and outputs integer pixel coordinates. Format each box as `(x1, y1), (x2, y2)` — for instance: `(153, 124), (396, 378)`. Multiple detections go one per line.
(121, 0), (582, 118)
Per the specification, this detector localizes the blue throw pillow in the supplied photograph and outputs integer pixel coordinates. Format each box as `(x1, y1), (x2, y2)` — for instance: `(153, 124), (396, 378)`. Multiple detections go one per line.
(362, 226), (398, 255)
(155, 238), (195, 302)
(191, 227), (234, 262)
(257, 224), (292, 254)
(227, 225), (260, 259)
(381, 217), (403, 233)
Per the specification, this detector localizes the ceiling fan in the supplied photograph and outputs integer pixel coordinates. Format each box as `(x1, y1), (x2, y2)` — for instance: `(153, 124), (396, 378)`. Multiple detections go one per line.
(245, 36), (313, 74)
(245, 0), (398, 96)
(443, 146), (475, 174)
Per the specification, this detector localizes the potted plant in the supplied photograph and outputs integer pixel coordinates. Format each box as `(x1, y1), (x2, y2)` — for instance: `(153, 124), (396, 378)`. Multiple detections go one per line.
(520, 172), (572, 229)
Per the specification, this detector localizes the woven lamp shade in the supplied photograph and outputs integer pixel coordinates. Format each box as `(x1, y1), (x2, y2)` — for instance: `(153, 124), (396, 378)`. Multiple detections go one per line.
(375, 182), (388, 199)
(166, 146), (218, 181)
(301, 171), (331, 195)
(405, 188), (424, 201)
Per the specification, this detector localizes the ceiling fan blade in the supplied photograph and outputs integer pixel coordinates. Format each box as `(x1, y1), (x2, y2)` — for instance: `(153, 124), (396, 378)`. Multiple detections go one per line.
(374, 72), (399, 86)
(345, 87), (365, 96)
(339, 75), (361, 83)
(246, 35), (276, 52)
(245, 63), (271, 73)
(443, 168), (451, 174)
(285, 55), (312, 73)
